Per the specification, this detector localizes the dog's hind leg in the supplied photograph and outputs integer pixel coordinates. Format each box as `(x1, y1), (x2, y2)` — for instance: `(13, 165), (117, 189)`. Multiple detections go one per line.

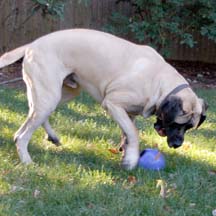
(43, 120), (60, 145)
(15, 59), (64, 164)
(15, 93), (62, 163)
(43, 84), (81, 146)
(15, 112), (49, 164)
(15, 116), (60, 147)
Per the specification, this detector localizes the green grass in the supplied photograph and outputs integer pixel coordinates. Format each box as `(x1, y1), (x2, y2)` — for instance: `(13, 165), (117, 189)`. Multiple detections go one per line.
(0, 87), (215, 216)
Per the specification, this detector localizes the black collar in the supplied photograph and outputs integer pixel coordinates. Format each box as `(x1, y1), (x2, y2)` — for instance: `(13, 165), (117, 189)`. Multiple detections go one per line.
(157, 83), (191, 117)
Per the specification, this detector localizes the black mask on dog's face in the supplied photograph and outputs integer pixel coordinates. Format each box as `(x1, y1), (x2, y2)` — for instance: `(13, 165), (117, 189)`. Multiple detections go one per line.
(154, 118), (193, 148)
(154, 95), (207, 148)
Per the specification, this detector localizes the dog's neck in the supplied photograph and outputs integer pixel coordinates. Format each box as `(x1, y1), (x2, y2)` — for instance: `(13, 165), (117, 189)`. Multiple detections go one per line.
(142, 84), (191, 118)
(156, 84), (191, 116)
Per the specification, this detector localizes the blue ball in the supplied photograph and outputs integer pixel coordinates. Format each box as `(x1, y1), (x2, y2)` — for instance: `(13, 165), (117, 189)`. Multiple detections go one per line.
(138, 148), (166, 170)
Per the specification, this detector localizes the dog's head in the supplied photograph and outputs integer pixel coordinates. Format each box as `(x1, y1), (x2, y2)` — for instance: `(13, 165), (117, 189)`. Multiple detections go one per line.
(154, 95), (207, 148)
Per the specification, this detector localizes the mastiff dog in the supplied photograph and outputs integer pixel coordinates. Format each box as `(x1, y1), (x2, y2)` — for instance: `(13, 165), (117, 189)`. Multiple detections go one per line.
(0, 29), (207, 169)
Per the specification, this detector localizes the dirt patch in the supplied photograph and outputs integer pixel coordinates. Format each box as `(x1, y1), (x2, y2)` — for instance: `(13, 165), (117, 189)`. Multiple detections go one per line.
(0, 61), (24, 89)
(168, 60), (216, 89)
(0, 60), (216, 89)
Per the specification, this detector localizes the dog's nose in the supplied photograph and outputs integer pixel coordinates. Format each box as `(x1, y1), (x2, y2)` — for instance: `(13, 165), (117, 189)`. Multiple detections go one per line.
(169, 137), (183, 148)
(172, 142), (182, 148)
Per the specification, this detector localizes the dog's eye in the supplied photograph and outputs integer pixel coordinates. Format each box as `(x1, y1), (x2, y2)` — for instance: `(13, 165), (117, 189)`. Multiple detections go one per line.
(171, 122), (193, 131)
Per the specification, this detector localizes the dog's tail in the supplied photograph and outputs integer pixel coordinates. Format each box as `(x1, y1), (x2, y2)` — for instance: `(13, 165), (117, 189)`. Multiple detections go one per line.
(0, 44), (29, 69)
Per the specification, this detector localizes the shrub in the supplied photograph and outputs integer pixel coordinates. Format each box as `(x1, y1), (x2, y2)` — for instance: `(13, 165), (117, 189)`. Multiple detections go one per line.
(105, 0), (216, 56)
(31, 0), (66, 19)
(30, 0), (90, 19)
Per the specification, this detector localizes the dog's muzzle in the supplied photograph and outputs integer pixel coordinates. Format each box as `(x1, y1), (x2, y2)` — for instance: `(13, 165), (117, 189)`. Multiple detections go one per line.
(154, 120), (166, 137)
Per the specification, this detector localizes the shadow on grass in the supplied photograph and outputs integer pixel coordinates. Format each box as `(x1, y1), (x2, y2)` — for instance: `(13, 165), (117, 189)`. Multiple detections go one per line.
(0, 118), (18, 152)
(0, 87), (215, 169)
(56, 104), (116, 128)
(34, 144), (120, 171)
(0, 87), (116, 130)
(0, 85), (215, 215)
(0, 88), (28, 114)
(0, 123), (215, 215)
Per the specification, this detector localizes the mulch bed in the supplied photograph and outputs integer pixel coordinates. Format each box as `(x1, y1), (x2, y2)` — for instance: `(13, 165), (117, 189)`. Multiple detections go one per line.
(0, 60), (216, 89)
(168, 60), (216, 89)
(0, 60), (24, 88)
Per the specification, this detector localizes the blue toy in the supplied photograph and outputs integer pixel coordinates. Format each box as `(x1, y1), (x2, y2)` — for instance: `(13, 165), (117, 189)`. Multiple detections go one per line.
(138, 148), (166, 170)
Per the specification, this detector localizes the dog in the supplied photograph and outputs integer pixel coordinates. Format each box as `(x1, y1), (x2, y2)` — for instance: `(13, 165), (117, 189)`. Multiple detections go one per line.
(0, 29), (207, 169)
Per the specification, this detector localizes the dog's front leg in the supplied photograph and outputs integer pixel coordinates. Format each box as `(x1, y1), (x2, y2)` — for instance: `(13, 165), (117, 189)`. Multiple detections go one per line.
(119, 116), (135, 153)
(102, 100), (139, 170)
(119, 132), (127, 152)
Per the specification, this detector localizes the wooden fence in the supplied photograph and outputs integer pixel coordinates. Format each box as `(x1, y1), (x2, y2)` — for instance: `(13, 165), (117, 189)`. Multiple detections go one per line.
(0, 0), (216, 63)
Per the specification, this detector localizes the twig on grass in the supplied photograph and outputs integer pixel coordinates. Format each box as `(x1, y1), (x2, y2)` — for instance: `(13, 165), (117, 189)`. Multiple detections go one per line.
(0, 77), (23, 85)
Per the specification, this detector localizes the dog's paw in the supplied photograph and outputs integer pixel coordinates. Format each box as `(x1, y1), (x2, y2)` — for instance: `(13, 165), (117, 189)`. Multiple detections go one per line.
(47, 135), (61, 146)
(121, 148), (139, 170)
(16, 143), (33, 164)
(20, 154), (33, 165)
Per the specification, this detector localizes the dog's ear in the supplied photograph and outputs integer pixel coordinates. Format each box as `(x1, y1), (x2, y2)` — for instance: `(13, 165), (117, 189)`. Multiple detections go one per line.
(159, 95), (183, 125)
(196, 98), (208, 128)
(192, 98), (208, 128)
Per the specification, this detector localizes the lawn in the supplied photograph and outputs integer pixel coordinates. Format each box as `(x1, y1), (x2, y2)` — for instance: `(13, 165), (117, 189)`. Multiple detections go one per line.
(0, 87), (215, 216)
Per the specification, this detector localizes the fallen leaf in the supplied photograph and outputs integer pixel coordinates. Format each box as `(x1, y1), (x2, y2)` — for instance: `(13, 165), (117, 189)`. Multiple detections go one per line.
(108, 148), (119, 154)
(87, 203), (94, 209)
(153, 143), (159, 148)
(163, 205), (172, 212)
(168, 173), (176, 179)
(182, 142), (192, 150)
(33, 189), (40, 198)
(128, 176), (137, 184)
(208, 170), (216, 175)
(2, 170), (11, 176)
(170, 183), (177, 189)
(156, 179), (167, 198)
(10, 186), (24, 193)
(189, 203), (196, 207)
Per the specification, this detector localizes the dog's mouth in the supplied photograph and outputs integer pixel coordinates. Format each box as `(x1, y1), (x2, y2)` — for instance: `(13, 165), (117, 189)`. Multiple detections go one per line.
(154, 124), (184, 148)
(157, 128), (166, 137)
(154, 124), (166, 137)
